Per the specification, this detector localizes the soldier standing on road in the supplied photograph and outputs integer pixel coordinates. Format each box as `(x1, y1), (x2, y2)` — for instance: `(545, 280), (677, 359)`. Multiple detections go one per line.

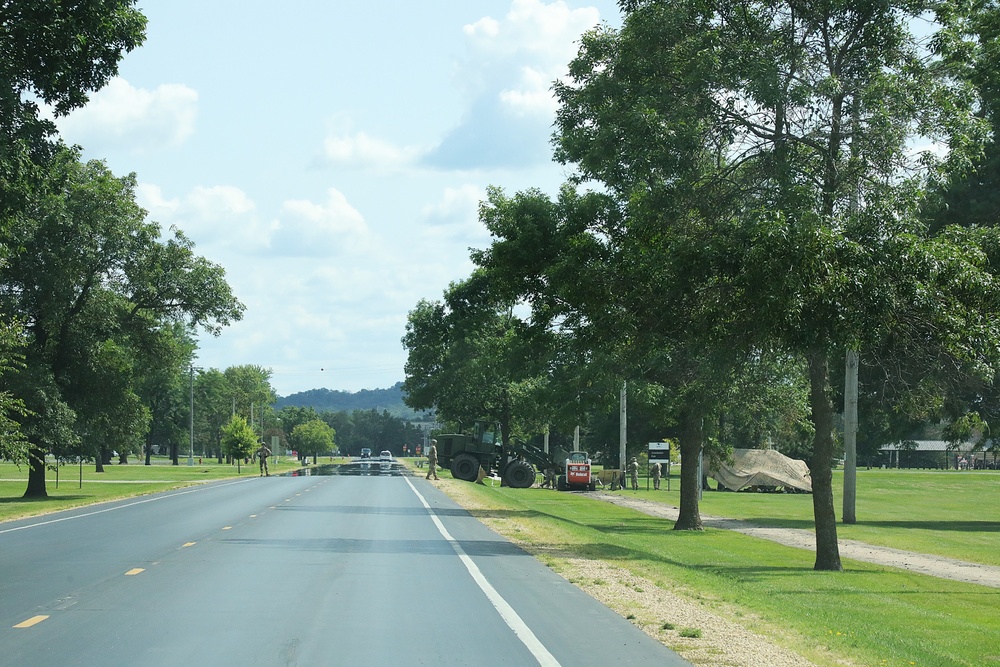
(425, 439), (439, 480)
(651, 461), (662, 490)
(628, 457), (639, 490)
(257, 441), (271, 477)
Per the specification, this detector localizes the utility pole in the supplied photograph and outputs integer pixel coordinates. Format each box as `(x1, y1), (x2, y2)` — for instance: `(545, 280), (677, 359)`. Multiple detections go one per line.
(843, 350), (859, 523)
(619, 381), (627, 473)
(188, 365), (195, 466)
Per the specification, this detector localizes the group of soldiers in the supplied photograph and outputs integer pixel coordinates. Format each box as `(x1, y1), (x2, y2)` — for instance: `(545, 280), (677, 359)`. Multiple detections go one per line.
(625, 458), (662, 490)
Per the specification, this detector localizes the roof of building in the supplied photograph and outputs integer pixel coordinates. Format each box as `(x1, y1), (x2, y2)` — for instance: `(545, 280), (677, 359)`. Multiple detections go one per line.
(880, 440), (976, 452)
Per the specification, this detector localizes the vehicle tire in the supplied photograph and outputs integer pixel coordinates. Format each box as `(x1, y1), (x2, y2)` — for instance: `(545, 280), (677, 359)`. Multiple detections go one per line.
(450, 453), (480, 481)
(557, 475), (567, 491)
(587, 480), (596, 492)
(503, 461), (535, 488)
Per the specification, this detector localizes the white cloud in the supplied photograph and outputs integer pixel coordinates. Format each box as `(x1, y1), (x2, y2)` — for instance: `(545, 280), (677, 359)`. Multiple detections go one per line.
(422, 184), (484, 220)
(136, 183), (180, 219)
(136, 183), (271, 252)
(420, 184), (489, 243)
(322, 131), (423, 168)
(187, 185), (257, 220)
(465, 0), (600, 63)
(319, 116), (426, 170)
(271, 188), (369, 256)
(425, 0), (605, 169)
(55, 77), (198, 153)
(500, 66), (559, 116)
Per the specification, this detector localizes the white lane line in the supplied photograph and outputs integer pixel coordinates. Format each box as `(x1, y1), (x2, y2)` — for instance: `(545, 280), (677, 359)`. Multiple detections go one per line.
(405, 477), (560, 667)
(0, 478), (254, 535)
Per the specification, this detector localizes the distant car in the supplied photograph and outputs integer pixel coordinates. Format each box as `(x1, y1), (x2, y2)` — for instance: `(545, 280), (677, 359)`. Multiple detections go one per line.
(360, 448), (372, 459)
(380, 450), (392, 462)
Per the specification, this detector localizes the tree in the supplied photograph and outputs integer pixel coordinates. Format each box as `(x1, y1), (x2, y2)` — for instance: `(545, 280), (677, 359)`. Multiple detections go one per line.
(1, 0), (146, 228)
(402, 275), (551, 449)
(290, 419), (335, 464)
(470, 185), (757, 530)
(1, 1), (146, 464)
(193, 368), (234, 463)
(224, 364), (276, 438)
(2, 149), (243, 496)
(552, 0), (1000, 569)
(135, 324), (196, 465)
(0, 320), (29, 463)
(220, 415), (256, 472)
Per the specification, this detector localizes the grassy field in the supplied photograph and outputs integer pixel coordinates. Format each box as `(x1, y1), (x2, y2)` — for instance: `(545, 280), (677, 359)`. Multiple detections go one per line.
(0, 455), (344, 523)
(439, 476), (1000, 667)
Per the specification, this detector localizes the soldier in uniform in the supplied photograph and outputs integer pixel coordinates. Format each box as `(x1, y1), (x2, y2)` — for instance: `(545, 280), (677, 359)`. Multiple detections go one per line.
(541, 465), (557, 489)
(425, 439), (439, 480)
(651, 461), (662, 490)
(628, 457), (639, 490)
(257, 441), (271, 477)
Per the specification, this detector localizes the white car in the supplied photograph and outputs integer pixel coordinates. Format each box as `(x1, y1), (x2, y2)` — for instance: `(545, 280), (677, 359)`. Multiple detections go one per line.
(379, 450), (392, 462)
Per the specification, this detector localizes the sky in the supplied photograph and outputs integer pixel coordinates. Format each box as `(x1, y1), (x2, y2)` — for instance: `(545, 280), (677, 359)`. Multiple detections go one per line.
(49, 0), (624, 397)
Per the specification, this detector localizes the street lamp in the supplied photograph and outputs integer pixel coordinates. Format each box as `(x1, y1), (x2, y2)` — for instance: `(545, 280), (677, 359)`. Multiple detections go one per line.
(188, 365), (202, 466)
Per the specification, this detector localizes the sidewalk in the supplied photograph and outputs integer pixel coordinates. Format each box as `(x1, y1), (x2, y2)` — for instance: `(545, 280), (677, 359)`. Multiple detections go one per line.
(596, 492), (1000, 589)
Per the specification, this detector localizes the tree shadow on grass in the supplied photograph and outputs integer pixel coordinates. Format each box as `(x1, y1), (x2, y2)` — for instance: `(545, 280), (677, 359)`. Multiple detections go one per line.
(0, 495), (90, 504)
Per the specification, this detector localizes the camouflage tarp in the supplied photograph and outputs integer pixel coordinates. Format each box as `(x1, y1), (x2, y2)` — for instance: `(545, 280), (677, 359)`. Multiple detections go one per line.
(709, 448), (812, 492)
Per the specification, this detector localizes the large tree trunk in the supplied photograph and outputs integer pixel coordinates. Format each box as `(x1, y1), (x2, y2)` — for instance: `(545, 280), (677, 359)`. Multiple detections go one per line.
(674, 410), (703, 531)
(808, 350), (843, 571)
(23, 445), (48, 498)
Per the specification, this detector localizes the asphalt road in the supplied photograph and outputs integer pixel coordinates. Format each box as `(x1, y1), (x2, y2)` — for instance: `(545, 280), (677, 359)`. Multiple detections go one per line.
(1, 472), (690, 666)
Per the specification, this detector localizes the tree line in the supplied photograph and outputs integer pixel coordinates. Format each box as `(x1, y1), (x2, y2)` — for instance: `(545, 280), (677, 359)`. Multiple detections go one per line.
(402, 0), (1000, 571)
(271, 405), (427, 461)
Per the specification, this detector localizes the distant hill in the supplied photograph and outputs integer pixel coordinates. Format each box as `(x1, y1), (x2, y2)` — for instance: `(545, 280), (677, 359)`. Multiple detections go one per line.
(276, 382), (431, 421)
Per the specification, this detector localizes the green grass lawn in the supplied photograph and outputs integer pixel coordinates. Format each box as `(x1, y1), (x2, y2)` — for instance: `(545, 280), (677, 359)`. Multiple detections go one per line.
(0, 455), (326, 523)
(631, 468), (1000, 566)
(448, 480), (1000, 667)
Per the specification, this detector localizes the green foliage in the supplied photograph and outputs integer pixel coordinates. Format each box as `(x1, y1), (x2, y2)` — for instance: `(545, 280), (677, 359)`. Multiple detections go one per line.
(540, 0), (1000, 563)
(289, 419), (336, 456)
(1, 148), (242, 493)
(220, 415), (256, 462)
(1, 0), (146, 226)
(0, 319), (29, 463)
(402, 276), (552, 446)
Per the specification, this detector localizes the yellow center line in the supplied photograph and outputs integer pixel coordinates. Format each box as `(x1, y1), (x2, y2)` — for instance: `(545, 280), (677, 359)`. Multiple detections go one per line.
(125, 568), (145, 576)
(222, 526), (232, 530)
(14, 615), (48, 628)
(182, 542), (196, 548)
(249, 514), (257, 518)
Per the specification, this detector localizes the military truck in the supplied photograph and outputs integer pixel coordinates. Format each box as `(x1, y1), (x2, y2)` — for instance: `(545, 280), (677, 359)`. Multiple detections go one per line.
(434, 422), (538, 488)
(434, 423), (596, 491)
